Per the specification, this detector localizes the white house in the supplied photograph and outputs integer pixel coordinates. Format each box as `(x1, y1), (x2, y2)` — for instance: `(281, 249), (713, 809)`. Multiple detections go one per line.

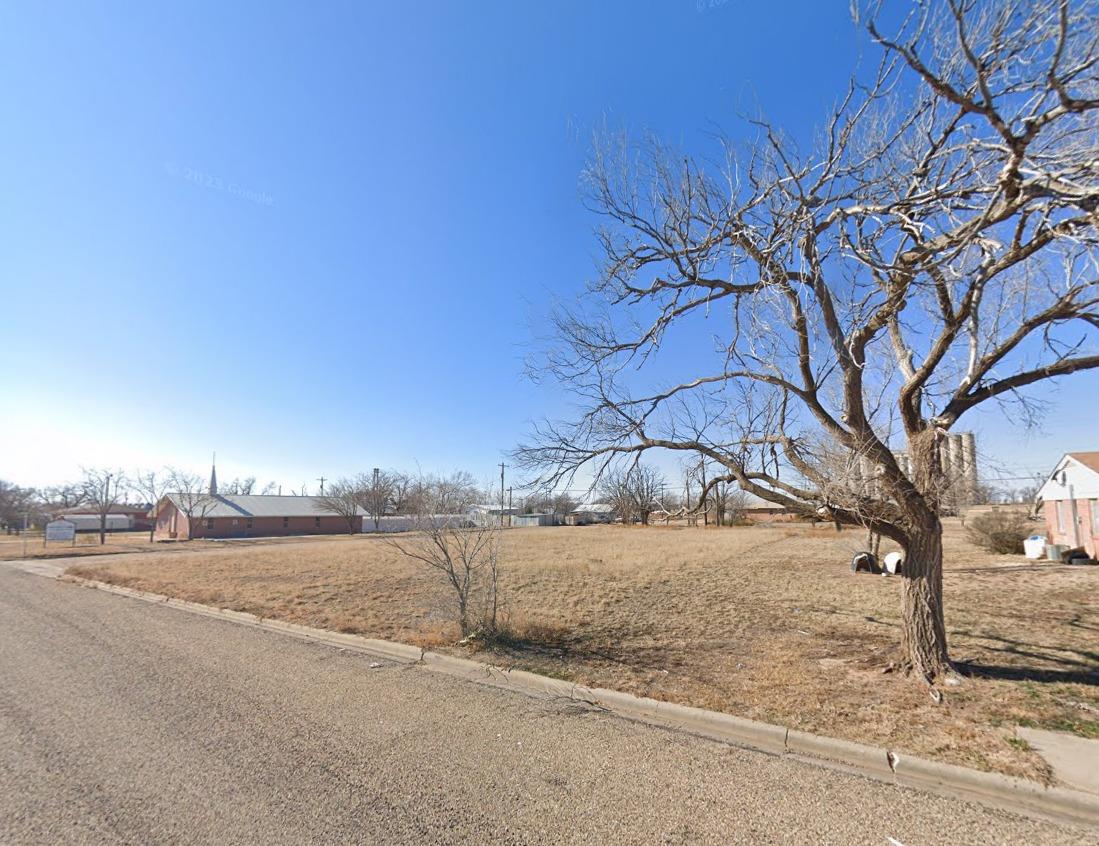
(1035, 452), (1099, 558)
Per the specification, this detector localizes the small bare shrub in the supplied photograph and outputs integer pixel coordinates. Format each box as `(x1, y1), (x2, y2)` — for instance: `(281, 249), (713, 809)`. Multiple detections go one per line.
(386, 513), (502, 639)
(965, 511), (1031, 555)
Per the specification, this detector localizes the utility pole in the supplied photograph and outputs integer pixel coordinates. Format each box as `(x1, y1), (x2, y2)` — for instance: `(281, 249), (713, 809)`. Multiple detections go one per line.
(499, 463), (506, 528)
(101, 472), (112, 546)
(372, 467), (381, 527)
(700, 461), (709, 526)
(317, 476), (327, 495)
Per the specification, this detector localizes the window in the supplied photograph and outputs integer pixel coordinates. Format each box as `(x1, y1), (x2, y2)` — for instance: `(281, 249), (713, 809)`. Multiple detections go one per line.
(282, 517), (289, 528)
(1056, 501), (1067, 533)
(206, 518), (215, 531)
(246, 518), (253, 531)
(314, 516), (321, 528)
(1092, 500), (1099, 536)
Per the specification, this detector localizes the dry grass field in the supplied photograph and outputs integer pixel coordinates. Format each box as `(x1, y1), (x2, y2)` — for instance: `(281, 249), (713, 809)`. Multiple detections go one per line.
(68, 521), (1098, 781)
(0, 530), (371, 561)
(0, 531), (165, 560)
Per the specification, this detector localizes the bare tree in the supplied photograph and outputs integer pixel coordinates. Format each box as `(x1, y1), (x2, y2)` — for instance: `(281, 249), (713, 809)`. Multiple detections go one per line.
(687, 459), (750, 526)
(388, 471), (419, 515)
(79, 468), (128, 545)
(1014, 483), (1040, 505)
(166, 468), (217, 540)
(357, 468), (395, 531)
(429, 471), (484, 514)
(630, 464), (665, 525)
(0, 480), (38, 534)
(132, 468), (170, 542)
(725, 489), (749, 524)
(710, 479), (730, 527)
(220, 476), (257, 495)
(552, 491), (578, 516)
(518, 1), (1099, 684)
(711, 484), (750, 526)
(519, 488), (552, 514)
(683, 462), (698, 526)
(517, 488), (577, 519)
(597, 467), (636, 523)
(386, 479), (503, 638)
(597, 464), (664, 524)
(41, 483), (86, 511)
(656, 489), (685, 524)
(315, 477), (363, 534)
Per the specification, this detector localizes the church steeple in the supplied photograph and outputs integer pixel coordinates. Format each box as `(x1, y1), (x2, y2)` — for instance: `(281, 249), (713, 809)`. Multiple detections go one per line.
(209, 453), (218, 495)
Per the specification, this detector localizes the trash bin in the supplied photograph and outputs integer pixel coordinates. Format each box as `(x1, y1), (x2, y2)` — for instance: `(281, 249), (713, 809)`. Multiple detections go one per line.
(1046, 543), (1067, 563)
(1024, 535), (1047, 560)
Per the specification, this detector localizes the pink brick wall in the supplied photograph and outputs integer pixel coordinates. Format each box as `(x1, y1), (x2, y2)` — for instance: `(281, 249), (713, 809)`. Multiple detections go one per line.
(155, 503), (359, 539)
(1043, 499), (1098, 558)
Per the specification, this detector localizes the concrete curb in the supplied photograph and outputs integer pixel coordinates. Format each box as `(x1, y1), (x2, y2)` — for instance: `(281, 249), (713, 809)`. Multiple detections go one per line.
(59, 575), (1099, 830)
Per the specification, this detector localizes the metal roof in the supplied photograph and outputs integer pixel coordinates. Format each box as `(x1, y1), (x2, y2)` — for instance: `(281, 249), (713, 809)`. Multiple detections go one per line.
(165, 494), (366, 518)
(62, 504), (153, 515)
(572, 503), (615, 514)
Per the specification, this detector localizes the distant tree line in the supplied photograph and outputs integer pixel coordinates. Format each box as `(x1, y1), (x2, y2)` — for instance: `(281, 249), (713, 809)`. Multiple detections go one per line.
(0, 466), (283, 544)
(316, 470), (489, 533)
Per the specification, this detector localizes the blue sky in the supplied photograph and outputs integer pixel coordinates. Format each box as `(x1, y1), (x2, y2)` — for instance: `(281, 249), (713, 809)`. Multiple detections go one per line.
(1, 0), (1093, 494)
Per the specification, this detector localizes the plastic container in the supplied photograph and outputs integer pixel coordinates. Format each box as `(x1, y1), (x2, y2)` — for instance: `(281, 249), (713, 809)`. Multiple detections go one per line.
(1024, 535), (1047, 560)
(1046, 543), (1067, 563)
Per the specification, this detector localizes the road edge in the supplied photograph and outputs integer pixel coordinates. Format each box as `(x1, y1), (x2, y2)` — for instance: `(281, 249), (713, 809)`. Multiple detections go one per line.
(57, 574), (1098, 830)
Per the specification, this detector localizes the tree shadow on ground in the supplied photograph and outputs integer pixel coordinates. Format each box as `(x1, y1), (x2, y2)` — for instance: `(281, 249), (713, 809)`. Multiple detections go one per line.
(954, 660), (1099, 686)
(948, 563), (1085, 576)
(478, 624), (669, 671)
(949, 628), (1099, 670)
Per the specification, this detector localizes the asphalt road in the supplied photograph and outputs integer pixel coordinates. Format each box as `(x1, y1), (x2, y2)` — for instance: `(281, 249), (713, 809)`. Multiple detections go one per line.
(0, 567), (1090, 845)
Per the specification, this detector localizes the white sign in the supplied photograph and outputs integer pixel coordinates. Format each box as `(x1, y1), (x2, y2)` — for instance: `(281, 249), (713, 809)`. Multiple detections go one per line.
(45, 520), (76, 542)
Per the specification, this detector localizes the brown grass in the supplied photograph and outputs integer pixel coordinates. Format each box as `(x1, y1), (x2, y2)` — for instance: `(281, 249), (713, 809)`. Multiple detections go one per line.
(68, 520), (1099, 781)
(0, 531), (167, 560)
(0, 529), (376, 561)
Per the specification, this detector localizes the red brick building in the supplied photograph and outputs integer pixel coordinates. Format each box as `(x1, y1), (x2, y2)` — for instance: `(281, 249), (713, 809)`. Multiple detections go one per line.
(1035, 451), (1099, 559)
(154, 494), (364, 540)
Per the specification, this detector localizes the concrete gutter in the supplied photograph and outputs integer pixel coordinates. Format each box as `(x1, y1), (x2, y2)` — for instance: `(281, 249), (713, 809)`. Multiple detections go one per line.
(57, 575), (1099, 830)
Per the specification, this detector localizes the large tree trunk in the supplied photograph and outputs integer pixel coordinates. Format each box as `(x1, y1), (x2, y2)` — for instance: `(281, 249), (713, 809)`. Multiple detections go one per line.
(900, 520), (950, 680)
